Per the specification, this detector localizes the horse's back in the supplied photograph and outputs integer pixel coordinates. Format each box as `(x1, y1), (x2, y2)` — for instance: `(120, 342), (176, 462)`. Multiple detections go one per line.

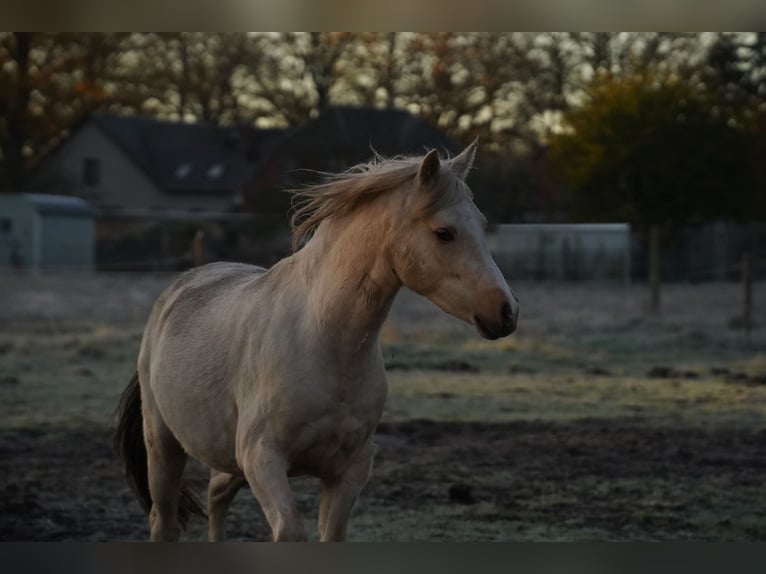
(141, 260), (268, 369)
(164, 261), (266, 305)
(151, 261), (264, 325)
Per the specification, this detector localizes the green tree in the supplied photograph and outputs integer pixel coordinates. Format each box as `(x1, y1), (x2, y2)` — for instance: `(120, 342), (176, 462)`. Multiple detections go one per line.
(547, 71), (764, 229)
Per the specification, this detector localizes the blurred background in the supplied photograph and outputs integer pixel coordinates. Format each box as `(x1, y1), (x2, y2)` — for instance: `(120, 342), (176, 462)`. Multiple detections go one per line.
(0, 32), (765, 278)
(1, 33), (765, 541)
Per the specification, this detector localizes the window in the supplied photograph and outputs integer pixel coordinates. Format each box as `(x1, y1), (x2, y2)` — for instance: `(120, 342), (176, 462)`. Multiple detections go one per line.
(175, 163), (192, 179)
(82, 157), (101, 186)
(206, 163), (225, 179)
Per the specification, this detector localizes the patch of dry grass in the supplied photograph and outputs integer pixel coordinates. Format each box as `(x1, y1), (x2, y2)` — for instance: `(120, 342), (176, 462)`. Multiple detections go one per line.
(1, 276), (765, 431)
(383, 370), (766, 428)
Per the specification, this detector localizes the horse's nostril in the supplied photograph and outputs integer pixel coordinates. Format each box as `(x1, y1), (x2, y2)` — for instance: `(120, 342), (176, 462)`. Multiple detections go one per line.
(501, 302), (512, 322)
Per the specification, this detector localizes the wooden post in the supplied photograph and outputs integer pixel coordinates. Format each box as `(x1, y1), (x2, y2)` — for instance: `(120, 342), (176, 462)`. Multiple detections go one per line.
(742, 252), (752, 342)
(649, 225), (661, 313)
(713, 221), (728, 281)
(623, 225), (632, 287)
(192, 229), (205, 267)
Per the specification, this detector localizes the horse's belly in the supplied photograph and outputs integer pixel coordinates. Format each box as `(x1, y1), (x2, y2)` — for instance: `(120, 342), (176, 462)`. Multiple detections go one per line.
(180, 424), (240, 475)
(151, 376), (241, 474)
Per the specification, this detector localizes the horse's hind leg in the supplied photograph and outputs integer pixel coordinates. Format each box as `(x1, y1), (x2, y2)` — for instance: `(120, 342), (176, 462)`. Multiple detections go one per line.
(143, 405), (188, 541)
(208, 469), (246, 542)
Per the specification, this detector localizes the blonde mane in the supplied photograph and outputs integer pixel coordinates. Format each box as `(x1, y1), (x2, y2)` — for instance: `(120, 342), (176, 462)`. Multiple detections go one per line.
(289, 152), (469, 252)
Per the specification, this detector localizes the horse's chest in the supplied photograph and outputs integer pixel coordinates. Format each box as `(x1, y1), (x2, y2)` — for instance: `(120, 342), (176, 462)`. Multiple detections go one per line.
(283, 381), (386, 477)
(293, 413), (367, 472)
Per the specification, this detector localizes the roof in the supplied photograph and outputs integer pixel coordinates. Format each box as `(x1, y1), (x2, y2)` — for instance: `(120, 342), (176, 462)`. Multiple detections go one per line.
(312, 106), (457, 155)
(243, 106), (459, 213)
(91, 113), (284, 195)
(264, 106), (458, 165)
(26, 193), (94, 217)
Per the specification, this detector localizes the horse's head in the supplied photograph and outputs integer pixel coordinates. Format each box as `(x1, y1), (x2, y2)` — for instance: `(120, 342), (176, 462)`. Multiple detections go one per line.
(390, 142), (519, 339)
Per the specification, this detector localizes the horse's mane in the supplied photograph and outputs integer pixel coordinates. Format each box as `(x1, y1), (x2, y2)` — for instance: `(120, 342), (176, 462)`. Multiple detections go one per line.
(289, 152), (467, 252)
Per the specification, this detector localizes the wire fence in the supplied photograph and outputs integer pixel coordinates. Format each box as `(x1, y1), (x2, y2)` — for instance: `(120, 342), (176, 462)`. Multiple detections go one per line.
(4, 251), (766, 277)
(96, 254), (190, 271)
(657, 255), (766, 282)
(3, 221), (766, 284)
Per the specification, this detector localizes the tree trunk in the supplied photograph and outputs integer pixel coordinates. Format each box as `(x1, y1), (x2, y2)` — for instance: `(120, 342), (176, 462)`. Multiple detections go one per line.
(1, 33), (31, 190)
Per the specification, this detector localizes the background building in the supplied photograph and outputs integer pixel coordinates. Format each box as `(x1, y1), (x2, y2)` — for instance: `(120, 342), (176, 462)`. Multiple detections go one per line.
(0, 193), (95, 271)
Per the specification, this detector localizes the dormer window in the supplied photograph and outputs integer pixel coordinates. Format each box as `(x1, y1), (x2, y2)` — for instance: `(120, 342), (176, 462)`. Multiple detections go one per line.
(207, 163), (225, 179)
(175, 163), (192, 179)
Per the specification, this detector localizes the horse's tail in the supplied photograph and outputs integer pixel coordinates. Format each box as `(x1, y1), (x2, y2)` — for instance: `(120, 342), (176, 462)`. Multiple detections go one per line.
(113, 371), (206, 528)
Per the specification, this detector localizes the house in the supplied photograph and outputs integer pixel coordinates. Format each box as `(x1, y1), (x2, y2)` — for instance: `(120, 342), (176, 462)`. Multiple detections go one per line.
(22, 113), (287, 270)
(27, 113), (284, 211)
(243, 106), (458, 214)
(18, 108), (456, 269)
(0, 193), (95, 271)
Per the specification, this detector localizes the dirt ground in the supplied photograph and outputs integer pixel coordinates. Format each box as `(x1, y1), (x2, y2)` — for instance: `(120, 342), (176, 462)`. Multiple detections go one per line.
(1, 272), (765, 541)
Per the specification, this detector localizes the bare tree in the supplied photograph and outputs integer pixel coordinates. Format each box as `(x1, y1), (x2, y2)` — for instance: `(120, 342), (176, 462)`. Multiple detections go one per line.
(0, 33), (31, 189)
(0, 33), (131, 190)
(249, 33), (359, 124)
(122, 33), (257, 126)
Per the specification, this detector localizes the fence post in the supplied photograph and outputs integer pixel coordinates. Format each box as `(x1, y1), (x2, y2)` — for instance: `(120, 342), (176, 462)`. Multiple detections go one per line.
(742, 252), (752, 342)
(624, 225), (632, 287)
(713, 221), (728, 281)
(649, 225), (661, 313)
(192, 229), (205, 267)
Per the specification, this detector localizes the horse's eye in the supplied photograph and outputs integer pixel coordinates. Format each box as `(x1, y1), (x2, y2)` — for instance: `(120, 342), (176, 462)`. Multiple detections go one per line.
(434, 228), (455, 243)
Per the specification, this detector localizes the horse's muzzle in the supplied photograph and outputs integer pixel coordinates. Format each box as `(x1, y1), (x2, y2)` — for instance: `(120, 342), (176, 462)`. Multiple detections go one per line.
(474, 300), (517, 340)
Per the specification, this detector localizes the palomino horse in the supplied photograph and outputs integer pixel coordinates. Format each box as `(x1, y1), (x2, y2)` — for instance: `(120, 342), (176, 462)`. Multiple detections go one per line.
(115, 141), (519, 542)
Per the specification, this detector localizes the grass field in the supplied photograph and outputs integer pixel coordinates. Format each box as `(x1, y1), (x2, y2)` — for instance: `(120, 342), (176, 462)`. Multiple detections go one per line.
(1, 272), (765, 540)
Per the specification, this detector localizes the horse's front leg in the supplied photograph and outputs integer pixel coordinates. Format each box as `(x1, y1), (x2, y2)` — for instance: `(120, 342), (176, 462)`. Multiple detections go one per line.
(208, 469), (247, 542)
(242, 442), (307, 541)
(318, 441), (376, 542)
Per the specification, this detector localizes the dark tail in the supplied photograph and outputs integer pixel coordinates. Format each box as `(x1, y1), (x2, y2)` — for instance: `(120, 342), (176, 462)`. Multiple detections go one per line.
(113, 372), (206, 528)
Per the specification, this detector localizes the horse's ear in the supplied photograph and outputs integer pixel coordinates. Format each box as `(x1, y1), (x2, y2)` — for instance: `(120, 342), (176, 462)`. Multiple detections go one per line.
(417, 149), (441, 188)
(450, 138), (478, 180)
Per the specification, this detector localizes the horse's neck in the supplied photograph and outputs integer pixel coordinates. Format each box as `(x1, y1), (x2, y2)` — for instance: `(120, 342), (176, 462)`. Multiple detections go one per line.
(294, 214), (401, 354)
